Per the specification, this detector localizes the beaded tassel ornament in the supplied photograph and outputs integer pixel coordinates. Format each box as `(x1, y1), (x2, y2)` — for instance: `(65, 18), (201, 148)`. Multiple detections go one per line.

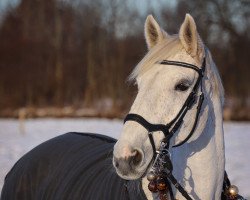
(147, 140), (173, 200)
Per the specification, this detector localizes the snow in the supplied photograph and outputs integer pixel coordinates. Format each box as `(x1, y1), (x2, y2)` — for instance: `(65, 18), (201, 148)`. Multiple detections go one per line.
(0, 118), (249, 198)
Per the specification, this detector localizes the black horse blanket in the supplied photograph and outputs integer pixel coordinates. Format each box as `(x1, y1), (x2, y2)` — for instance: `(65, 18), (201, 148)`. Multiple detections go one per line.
(1, 132), (147, 200)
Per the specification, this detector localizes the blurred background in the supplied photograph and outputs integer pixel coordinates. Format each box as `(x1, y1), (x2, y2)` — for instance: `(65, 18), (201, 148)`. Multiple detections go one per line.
(0, 0), (250, 198)
(0, 0), (249, 120)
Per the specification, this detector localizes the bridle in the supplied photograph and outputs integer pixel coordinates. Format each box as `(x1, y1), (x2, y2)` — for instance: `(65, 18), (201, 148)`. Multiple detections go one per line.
(124, 58), (205, 156)
(123, 57), (206, 200)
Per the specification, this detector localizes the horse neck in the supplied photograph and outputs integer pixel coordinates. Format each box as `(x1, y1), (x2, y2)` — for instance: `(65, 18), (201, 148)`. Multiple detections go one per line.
(171, 73), (225, 199)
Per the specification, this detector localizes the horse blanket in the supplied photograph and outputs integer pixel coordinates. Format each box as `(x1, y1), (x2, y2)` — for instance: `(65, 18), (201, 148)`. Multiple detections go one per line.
(1, 132), (147, 200)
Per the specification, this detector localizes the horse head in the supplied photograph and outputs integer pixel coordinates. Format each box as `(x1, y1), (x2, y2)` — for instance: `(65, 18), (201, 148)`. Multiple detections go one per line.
(113, 13), (225, 200)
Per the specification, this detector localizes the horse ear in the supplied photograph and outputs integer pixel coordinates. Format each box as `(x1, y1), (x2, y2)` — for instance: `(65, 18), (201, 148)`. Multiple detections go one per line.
(179, 14), (204, 58)
(144, 15), (168, 50)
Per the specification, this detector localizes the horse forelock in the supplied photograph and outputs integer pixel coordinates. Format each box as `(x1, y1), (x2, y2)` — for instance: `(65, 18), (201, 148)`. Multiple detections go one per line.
(129, 35), (182, 82)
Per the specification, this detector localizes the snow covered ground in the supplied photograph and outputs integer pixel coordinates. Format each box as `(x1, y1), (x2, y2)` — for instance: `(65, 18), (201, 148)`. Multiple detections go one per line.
(0, 118), (249, 198)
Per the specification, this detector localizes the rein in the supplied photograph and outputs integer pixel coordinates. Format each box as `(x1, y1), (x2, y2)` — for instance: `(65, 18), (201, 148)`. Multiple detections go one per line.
(123, 57), (246, 200)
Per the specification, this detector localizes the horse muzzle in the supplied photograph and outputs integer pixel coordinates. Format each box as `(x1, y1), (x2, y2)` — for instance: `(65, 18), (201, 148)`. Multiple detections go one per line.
(113, 145), (145, 179)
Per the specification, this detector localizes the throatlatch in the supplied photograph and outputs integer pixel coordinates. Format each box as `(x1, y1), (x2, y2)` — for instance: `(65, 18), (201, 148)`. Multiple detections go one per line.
(124, 57), (246, 200)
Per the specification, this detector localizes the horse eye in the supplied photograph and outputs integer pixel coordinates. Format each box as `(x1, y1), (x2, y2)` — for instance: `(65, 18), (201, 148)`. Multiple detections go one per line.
(175, 83), (189, 91)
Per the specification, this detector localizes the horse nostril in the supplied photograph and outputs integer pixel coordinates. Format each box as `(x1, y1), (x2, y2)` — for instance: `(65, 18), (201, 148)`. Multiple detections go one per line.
(131, 150), (142, 166)
(113, 148), (143, 175)
(115, 160), (119, 168)
(113, 156), (120, 168)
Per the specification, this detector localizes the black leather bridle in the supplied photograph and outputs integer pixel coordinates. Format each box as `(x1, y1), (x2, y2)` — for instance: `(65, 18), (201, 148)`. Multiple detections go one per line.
(124, 58), (205, 157)
(123, 57), (206, 200)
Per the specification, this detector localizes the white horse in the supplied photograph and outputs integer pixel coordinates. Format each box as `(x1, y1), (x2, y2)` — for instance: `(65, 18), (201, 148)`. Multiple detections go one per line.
(113, 14), (225, 200)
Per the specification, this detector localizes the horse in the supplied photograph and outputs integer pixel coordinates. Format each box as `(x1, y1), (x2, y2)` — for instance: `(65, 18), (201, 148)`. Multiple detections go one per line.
(113, 14), (226, 200)
(1, 14), (244, 200)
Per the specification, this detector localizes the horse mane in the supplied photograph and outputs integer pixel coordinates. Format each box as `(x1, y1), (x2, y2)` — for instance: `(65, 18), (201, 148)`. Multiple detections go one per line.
(205, 48), (225, 106)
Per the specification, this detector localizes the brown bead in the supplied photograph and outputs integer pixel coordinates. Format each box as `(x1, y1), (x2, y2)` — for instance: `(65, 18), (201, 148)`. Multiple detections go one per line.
(159, 191), (169, 200)
(148, 181), (158, 192)
(156, 177), (167, 191)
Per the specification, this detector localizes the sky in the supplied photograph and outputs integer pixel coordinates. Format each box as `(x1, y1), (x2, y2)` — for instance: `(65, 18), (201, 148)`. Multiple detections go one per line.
(0, 0), (177, 29)
(0, 0), (177, 15)
(0, 0), (20, 22)
(0, 0), (20, 11)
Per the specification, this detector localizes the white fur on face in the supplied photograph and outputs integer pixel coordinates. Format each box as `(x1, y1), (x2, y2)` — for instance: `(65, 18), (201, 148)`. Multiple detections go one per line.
(115, 48), (205, 180)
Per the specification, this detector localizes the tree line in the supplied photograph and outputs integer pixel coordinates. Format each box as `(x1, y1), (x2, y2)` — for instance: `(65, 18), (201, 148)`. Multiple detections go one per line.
(0, 0), (249, 120)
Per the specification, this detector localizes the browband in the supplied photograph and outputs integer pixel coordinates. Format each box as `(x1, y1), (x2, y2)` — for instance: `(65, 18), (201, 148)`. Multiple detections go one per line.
(157, 59), (204, 75)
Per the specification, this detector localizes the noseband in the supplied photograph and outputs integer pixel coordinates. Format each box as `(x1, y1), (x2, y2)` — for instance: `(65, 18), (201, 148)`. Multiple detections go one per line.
(124, 58), (206, 200)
